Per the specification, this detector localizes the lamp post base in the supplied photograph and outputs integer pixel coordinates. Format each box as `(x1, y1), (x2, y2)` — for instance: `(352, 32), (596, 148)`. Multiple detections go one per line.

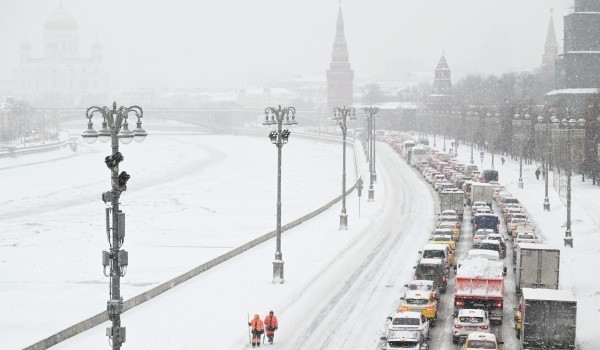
(564, 236), (573, 248)
(339, 213), (348, 230)
(543, 200), (550, 211)
(518, 180), (524, 189)
(368, 187), (374, 202)
(373, 172), (377, 183)
(272, 260), (285, 284)
(470, 158), (474, 165)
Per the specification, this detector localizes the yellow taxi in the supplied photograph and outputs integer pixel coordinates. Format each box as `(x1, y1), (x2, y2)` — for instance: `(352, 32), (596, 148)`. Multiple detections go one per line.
(397, 290), (438, 326)
(439, 221), (460, 241)
(461, 332), (502, 349)
(428, 234), (455, 251)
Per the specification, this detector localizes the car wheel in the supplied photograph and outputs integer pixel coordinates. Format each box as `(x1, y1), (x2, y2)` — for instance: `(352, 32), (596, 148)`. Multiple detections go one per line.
(452, 336), (458, 344)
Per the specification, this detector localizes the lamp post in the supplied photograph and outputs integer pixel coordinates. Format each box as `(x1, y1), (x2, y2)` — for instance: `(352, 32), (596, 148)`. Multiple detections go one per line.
(364, 107), (379, 201)
(334, 106), (356, 230)
(470, 110), (477, 165)
(263, 105), (297, 283)
(443, 133), (446, 152)
(512, 111), (531, 189)
(536, 114), (557, 211)
(553, 113), (585, 248)
(81, 102), (147, 350)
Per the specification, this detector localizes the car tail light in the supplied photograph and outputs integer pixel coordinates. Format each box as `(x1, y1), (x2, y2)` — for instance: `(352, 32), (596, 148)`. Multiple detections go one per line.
(495, 302), (503, 308)
(442, 275), (447, 282)
(480, 325), (489, 330)
(454, 324), (462, 329)
(426, 306), (434, 311)
(400, 306), (409, 312)
(455, 300), (464, 306)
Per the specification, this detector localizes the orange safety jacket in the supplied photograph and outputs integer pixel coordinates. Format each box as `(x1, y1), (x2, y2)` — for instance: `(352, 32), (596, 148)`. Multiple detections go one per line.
(250, 318), (264, 332)
(264, 315), (278, 335)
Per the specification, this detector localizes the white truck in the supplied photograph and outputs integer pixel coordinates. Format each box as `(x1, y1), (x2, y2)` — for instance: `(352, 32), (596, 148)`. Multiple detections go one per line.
(410, 145), (428, 167)
(440, 189), (465, 219)
(470, 183), (494, 207)
(514, 243), (560, 295)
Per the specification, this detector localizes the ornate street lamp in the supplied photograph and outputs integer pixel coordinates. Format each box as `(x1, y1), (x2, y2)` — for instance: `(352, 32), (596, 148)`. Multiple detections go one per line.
(512, 111), (531, 189)
(263, 105), (297, 283)
(536, 114), (557, 211)
(82, 102), (146, 350)
(553, 112), (585, 247)
(364, 107), (379, 201)
(334, 106), (356, 230)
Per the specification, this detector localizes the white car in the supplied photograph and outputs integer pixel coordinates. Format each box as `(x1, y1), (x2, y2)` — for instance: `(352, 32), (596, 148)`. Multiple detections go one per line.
(386, 311), (430, 338)
(471, 201), (488, 213)
(453, 309), (490, 344)
(405, 280), (437, 299)
(382, 330), (429, 350)
(515, 232), (538, 245)
(473, 229), (493, 246)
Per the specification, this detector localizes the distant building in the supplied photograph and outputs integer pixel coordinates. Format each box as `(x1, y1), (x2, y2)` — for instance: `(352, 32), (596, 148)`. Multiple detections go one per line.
(539, 12), (559, 93)
(326, 3), (354, 114)
(548, 0), (600, 107)
(427, 54), (453, 112)
(12, 3), (109, 108)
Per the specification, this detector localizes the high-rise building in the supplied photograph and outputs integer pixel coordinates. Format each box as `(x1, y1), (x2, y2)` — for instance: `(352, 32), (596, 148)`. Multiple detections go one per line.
(548, 0), (600, 106)
(12, 3), (109, 108)
(326, 3), (354, 114)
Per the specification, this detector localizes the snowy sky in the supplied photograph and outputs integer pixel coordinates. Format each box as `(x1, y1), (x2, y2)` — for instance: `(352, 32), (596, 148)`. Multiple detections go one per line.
(0, 0), (573, 90)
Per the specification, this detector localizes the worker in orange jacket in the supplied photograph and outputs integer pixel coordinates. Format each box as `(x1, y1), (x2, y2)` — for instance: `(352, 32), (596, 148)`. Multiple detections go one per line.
(264, 310), (279, 344)
(248, 314), (264, 348)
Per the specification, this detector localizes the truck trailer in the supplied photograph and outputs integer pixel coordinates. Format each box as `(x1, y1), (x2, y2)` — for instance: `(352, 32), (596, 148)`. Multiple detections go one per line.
(516, 288), (576, 350)
(440, 189), (465, 219)
(514, 243), (560, 295)
(470, 182), (494, 207)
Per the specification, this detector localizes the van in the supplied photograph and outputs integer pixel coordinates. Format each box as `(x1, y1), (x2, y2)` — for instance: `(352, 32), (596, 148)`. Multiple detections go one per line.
(465, 165), (478, 176)
(420, 243), (453, 269)
(472, 213), (500, 232)
(482, 170), (499, 183)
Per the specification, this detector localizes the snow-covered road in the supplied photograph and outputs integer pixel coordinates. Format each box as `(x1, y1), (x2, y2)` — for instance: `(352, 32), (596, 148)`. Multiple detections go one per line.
(54, 141), (439, 349)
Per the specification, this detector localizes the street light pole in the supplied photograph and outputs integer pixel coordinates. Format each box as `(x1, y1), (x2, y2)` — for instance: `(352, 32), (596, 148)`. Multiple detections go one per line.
(373, 109), (378, 183)
(537, 114), (556, 211)
(334, 106), (356, 230)
(554, 114), (585, 247)
(263, 105), (297, 283)
(364, 107), (379, 202)
(82, 102), (147, 350)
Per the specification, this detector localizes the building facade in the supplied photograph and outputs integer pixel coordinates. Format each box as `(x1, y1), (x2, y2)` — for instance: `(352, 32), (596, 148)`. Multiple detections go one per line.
(326, 4), (354, 114)
(12, 3), (109, 108)
(549, 0), (600, 107)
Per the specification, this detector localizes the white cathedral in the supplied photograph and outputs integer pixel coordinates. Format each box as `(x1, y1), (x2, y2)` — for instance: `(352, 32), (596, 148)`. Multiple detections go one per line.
(12, 2), (109, 108)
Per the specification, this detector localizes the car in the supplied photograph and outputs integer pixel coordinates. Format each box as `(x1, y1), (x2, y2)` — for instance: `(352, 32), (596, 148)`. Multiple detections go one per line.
(473, 239), (503, 259)
(429, 234), (456, 251)
(432, 228), (454, 241)
(472, 230), (490, 246)
(471, 201), (488, 213)
(484, 233), (507, 258)
(453, 309), (491, 344)
(503, 207), (523, 222)
(475, 206), (492, 214)
(398, 290), (438, 326)
(508, 217), (528, 235)
(514, 232), (538, 245)
(461, 332), (502, 350)
(440, 214), (461, 229)
(414, 257), (448, 293)
(512, 225), (536, 240)
(382, 330), (430, 350)
(438, 221), (460, 241)
(405, 280), (438, 299)
(386, 311), (430, 338)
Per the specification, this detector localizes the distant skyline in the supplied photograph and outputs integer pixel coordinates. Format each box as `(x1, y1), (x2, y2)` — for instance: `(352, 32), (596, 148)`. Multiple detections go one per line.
(0, 0), (573, 92)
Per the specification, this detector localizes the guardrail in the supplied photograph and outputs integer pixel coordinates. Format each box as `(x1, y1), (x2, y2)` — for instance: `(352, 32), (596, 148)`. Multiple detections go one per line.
(25, 131), (362, 350)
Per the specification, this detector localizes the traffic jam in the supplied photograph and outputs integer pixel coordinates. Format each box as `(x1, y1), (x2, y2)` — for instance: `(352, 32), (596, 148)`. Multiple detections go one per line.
(377, 135), (577, 350)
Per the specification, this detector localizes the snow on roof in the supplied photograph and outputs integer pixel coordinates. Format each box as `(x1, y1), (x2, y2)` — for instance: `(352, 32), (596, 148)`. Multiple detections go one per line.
(522, 288), (576, 302)
(419, 257), (443, 265)
(351, 102), (420, 110)
(516, 243), (560, 251)
(405, 290), (432, 299)
(457, 257), (504, 278)
(546, 88), (600, 96)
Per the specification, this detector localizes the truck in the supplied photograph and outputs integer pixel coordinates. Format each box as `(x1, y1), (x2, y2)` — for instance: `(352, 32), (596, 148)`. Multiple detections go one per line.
(439, 189), (465, 219)
(410, 145), (428, 167)
(514, 244), (560, 295)
(454, 257), (504, 324)
(470, 182), (494, 207)
(515, 288), (577, 349)
(482, 169), (499, 183)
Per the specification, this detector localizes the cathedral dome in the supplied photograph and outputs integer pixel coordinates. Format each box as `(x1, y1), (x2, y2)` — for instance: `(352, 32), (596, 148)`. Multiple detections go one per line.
(44, 3), (78, 30)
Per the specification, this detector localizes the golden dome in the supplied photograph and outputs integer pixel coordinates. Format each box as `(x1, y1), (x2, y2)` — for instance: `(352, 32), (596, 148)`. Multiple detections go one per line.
(44, 3), (78, 30)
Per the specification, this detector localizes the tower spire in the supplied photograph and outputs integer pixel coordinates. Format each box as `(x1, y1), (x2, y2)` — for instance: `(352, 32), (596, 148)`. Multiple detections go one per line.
(331, 1), (349, 64)
(326, 2), (354, 113)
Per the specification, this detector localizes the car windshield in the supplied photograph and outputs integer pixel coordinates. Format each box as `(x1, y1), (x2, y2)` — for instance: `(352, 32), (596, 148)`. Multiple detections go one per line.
(478, 243), (499, 251)
(519, 235), (535, 240)
(432, 236), (450, 242)
(466, 340), (497, 349)
(409, 284), (432, 291)
(422, 250), (444, 259)
(512, 218), (526, 223)
(388, 340), (419, 348)
(459, 316), (484, 323)
(392, 318), (421, 326)
(406, 298), (429, 305)
(416, 264), (442, 276)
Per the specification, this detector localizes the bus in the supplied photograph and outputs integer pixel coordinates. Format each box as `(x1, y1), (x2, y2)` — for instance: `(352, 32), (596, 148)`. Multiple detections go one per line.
(410, 145), (428, 166)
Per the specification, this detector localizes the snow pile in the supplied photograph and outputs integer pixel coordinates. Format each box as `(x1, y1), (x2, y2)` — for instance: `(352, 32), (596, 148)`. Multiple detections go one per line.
(457, 257), (504, 278)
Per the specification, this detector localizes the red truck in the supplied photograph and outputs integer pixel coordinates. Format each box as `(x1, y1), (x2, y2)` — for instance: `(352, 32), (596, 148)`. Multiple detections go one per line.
(454, 258), (504, 324)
